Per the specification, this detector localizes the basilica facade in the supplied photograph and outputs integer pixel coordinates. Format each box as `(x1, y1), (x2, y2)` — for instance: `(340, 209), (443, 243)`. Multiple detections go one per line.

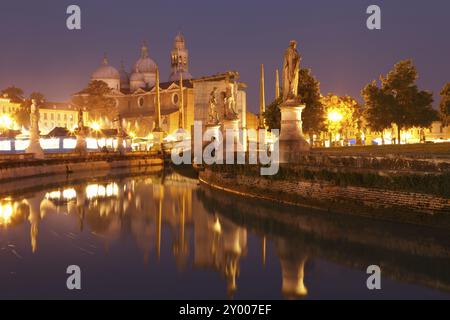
(87, 33), (248, 139)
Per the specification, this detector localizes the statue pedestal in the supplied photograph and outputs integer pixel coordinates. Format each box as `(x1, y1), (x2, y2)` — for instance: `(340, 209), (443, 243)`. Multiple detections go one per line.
(75, 129), (87, 154)
(26, 132), (44, 159)
(26, 140), (44, 159)
(204, 124), (221, 145)
(279, 103), (310, 163)
(222, 118), (242, 154)
(152, 130), (164, 152)
(258, 127), (267, 151)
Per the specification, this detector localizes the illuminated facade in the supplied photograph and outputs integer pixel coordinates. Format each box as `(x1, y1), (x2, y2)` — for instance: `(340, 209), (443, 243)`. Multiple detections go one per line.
(85, 33), (247, 138)
(39, 102), (89, 134)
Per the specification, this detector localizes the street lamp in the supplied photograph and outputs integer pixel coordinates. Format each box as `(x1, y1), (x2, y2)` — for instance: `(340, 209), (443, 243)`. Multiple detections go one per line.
(327, 110), (343, 147)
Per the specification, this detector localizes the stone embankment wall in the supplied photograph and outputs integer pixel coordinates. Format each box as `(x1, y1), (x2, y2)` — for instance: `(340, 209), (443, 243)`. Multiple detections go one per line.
(199, 154), (450, 228)
(0, 153), (163, 183)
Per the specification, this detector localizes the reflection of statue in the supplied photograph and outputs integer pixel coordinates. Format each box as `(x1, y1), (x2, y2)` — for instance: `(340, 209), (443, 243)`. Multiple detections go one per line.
(282, 40), (301, 101)
(222, 84), (238, 120)
(208, 87), (219, 124)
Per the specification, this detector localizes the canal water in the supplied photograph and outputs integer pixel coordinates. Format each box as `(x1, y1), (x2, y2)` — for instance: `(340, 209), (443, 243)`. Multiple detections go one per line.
(0, 168), (449, 299)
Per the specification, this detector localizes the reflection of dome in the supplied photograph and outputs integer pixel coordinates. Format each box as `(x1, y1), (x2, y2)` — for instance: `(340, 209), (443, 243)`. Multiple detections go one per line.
(134, 44), (157, 74)
(92, 56), (120, 80)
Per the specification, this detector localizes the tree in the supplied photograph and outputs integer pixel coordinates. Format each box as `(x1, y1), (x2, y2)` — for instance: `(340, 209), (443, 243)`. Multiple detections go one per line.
(263, 68), (324, 137)
(321, 94), (361, 145)
(439, 83), (450, 126)
(362, 59), (437, 143)
(14, 92), (46, 128)
(263, 97), (282, 131)
(362, 81), (395, 144)
(298, 68), (325, 141)
(0, 86), (24, 103)
(73, 80), (114, 111)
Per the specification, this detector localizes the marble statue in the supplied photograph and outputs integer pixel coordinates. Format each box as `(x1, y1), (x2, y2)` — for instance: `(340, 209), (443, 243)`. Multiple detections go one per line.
(222, 84), (238, 120)
(26, 99), (44, 158)
(208, 87), (220, 124)
(282, 40), (301, 102)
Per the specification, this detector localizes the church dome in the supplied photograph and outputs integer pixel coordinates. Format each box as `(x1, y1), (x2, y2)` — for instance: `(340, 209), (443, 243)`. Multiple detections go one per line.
(92, 56), (120, 80)
(129, 67), (146, 91)
(130, 70), (145, 82)
(134, 43), (157, 74)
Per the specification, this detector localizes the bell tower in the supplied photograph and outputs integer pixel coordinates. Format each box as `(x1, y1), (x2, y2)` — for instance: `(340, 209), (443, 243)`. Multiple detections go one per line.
(169, 32), (192, 82)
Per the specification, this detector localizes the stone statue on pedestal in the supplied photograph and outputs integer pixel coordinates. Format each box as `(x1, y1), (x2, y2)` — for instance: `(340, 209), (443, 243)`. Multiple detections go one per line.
(282, 40), (301, 102)
(279, 40), (310, 161)
(26, 99), (44, 158)
(208, 87), (220, 125)
(75, 108), (88, 154)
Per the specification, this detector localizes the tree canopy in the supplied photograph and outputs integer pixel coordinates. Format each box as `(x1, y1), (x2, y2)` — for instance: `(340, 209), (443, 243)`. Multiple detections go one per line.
(439, 83), (450, 126)
(73, 80), (114, 111)
(263, 68), (324, 135)
(1, 86), (24, 103)
(362, 59), (436, 142)
(14, 92), (46, 128)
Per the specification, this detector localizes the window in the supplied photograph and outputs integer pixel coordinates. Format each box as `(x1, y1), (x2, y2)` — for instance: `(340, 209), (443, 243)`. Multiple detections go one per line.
(64, 114), (67, 121)
(172, 93), (179, 106)
(43, 113), (47, 120)
(51, 114), (54, 120)
(138, 97), (144, 108)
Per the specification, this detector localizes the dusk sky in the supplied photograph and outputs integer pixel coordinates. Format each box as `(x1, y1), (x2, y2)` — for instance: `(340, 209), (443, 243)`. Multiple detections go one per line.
(0, 0), (449, 112)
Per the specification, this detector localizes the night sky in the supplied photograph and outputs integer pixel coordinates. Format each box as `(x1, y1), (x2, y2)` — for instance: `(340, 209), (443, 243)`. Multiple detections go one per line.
(0, 0), (449, 112)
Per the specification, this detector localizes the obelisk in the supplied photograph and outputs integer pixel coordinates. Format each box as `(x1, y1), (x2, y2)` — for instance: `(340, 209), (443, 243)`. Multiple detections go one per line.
(275, 69), (280, 99)
(258, 64), (267, 150)
(153, 66), (164, 150)
(259, 64), (266, 129)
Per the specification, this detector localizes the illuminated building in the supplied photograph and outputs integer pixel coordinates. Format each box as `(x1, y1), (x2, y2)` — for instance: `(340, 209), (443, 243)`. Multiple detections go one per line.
(39, 102), (89, 134)
(82, 33), (248, 139)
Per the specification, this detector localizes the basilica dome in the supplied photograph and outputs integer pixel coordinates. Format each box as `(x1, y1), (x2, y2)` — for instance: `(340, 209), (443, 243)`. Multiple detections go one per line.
(92, 56), (120, 80)
(130, 67), (146, 91)
(134, 44), (157, 74)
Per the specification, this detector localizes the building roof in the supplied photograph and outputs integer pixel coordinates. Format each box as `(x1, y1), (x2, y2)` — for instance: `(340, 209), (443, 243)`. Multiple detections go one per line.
(191, 71), (240, 83)
(46, 127), (75, 137)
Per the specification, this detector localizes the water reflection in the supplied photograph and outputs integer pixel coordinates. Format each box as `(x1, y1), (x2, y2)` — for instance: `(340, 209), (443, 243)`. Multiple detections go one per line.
(0, 170), (449, 299)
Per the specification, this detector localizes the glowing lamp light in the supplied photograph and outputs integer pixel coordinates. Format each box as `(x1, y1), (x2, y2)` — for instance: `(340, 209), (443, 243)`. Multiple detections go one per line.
(0, 115), (15, 129)
(0, 202), (14, 226)
(327, 110), (343, 123)
(91, 122), (101, 131)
